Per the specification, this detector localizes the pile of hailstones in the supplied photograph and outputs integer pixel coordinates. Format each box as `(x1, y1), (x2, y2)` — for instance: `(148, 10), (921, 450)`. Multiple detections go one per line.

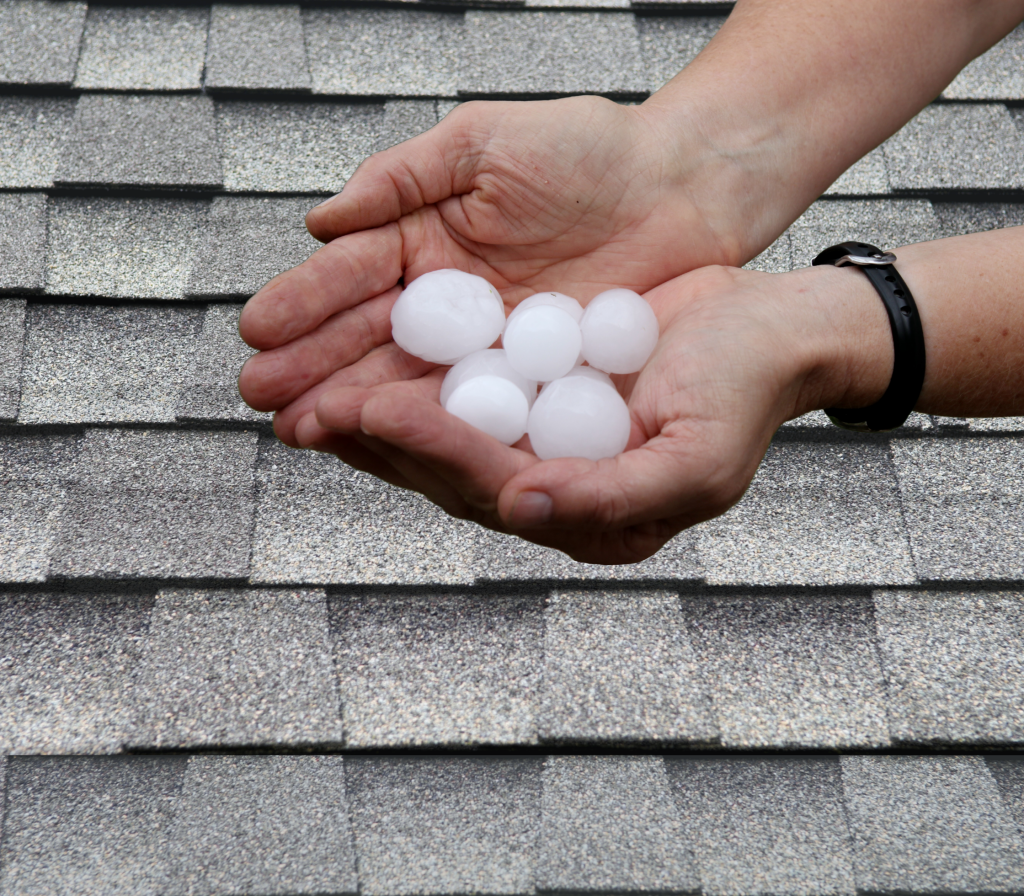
(391, 269), (658, 461)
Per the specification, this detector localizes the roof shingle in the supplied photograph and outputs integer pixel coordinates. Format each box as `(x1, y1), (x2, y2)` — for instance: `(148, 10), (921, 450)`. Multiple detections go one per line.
(205, 3), (310, 94)
(0, 97), (76, 189)
(0, 300), (27, 420)
(0, 0), (87, 87)
(0, 194), (47, 294)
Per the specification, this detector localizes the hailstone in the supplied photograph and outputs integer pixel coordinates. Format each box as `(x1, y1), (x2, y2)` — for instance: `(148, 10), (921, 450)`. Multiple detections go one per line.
(579, 288), (659, 374)
(527, 373), (631, 460)
(503, 305), (582, 382)
(440, 349), (537, 408)
(445, 375), (530, 446)
(507, 291), (584, 324)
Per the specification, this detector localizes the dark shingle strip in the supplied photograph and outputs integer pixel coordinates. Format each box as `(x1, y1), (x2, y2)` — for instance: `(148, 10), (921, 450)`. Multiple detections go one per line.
(0, 97), (76, 189)
(206, 3), (310, 94)
(0, 0), (86, 86)
(944, 24), (1024, 100)
(0, 300), (26, 421)
(0, 194), (47, 294)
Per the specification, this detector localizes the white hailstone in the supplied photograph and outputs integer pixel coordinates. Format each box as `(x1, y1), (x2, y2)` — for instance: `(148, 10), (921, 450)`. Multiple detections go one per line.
(390, 269), (505, 365)
(527, 373), (631, 461)
(440, 349), (537, 409)
(579, 288), (659, 374)
(507, 291), (584, 324)
(503, 304), (582, 382)
(445, 375), (530, 446)
(539, 365), (614, 394)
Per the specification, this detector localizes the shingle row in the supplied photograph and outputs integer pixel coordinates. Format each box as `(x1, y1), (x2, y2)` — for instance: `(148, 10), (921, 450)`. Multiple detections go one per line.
(0, 752), (1022, 895)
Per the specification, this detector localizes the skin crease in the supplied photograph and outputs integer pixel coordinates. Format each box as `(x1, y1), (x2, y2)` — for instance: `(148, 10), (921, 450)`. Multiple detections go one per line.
(238, 0), (1024, 564)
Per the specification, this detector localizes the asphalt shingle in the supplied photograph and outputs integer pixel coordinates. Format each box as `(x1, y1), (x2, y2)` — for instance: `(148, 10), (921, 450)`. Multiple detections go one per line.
(696, 441), (916, 585)
(636, 15), (723, 92)
(346, 756), (541, 896)
(49, 429), (258, 580)
(461, 11), (645, 95)
(969, 416), (1024, 432)
(987, 757), (1024, 837)
(185, 195), (320, 298)
(944, 25), (1024, 100)
(0, 97), (76, 189)
(0, 592), (153, 754)
(217, 100), (382, 192)
(377, 99), (441, 151)
(55, 94), (222, 189)
(305, 9), (462, 97)
(0, 300), (26, 420)
(206, 3), (310, 93)
(825, 147), (890, 195)
(684, 595), (891, 748)
(891, 437), (1024, 581)
(537, 755), (698, 892)
(45, 197), (206, 299)
(250, 436), (479, 585)
(74, 6), (209, 91)
(932, 200), (1024, 237)
(667, 757), (857, 895)
(840, 755), (1024, 893)
(167, 755), (357, 895)
(330, 593), (542, 747)
(744, 233), (792, 273)
(884, 103), (1024, 191)
(0, 755), (187, 896)
(18, 303), (203, 423)
(539, 591), (716, 744)
(874, 590), (1024, 745)
(176, 304), (270, 423)
(0, 194), (47, 294)
(0, 0), (86, 86)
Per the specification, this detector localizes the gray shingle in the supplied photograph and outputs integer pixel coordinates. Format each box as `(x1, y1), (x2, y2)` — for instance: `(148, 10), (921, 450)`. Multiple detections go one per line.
(884, 103), (1024, 191)
(49, 429), (257, 580)
(824, 147), (890, 195)
(788, 199), (941, 268)
(377, 99), (441, 151)
(969, 416), (1024, 431)
(55, 94), (222, 189)
(0, 1), (86, 86)
(933, 200), (1024, 237)
(637, 15), (723, 92)
(167, 755), (356, 896)
(537, 755), (698, 892)
(696, 441), (916, 586)
(539, 590), (716, 744)
(0, 97), (76, 189)
(874, 590), (1024, 745)
(891, 437), (1024, 581)
(128, 588), (342, 750)
(987, 757), (1024, 837)
(0, 755), (187, 896)
(305, 9), (462, 97)
(0, 434), (79, 583)
(45, 197), (206, 299)
(666, 756), (857, 896)
(0, 300), (26, 420)
(0, 592), (153, 754)
(684, 595), (891, 748)
(840, 755), (1024, 893)
(744, 233), (792, 273)
(206, 4), (310, 93)
(250, 436), (479, 585)
(944, 25), (1024, 100)
(18, 303), (203, 423)
(461, 11), (645, 95)
(346, 756), (541, 896)
(176, 304), (270, 423)
(330, 593), (542, 747)
(529, 0), (631, 8)
(217, 100), (382, 192)
(0, 194), (47, 294)
(74, 6), (209, 91)
(185, 196), (320, 298)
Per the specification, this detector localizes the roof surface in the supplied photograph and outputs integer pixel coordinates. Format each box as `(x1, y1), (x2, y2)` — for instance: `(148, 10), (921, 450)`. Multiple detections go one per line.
(1, 1), (1024, 893)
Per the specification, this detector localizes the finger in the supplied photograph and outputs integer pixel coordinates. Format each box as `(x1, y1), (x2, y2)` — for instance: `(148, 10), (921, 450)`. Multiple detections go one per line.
(239, 224), (403, 351)
(315, 373), (445, 434)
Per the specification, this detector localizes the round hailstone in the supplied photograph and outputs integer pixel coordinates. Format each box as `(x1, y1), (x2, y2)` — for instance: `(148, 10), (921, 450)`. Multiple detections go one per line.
(528, 374), (631, 460)
(441, 349), (537, 409)
(507, 291), (584, 324)
(579, 288), (659, 374)
(390, 269), (505, 365)
(503, 305), (582, 382)
(539, 365), (614, 394)
(446, 375), (530, 446)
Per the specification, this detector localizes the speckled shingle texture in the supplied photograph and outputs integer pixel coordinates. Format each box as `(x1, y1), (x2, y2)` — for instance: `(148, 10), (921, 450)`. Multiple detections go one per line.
(0, 0), (86, 85)
(825, 147), (890, 195)
(987, 757), (1024, 836)
(744, 233), (792, 273)
(636, 15), (723, 92)
(0, 593), (153, 754)
(330, 593), (543, 747)
(49, 429), (258, 580)
(206, 4), (310, 93)
(667, 757), (858, 895)
(56, 94), (222, 189)
(74, 6), (209, 91)
(0, 97), (76, 189)
(0, 300), (26, 420)
(684, 595), (891, 747)
(167, 755), (358, 895)
(0, 194), (47, 294)
(305, 9), (462, 97)
(933, 201), (1024, 237)
(891, 437), (1024, 581)
(840, 755), (1024, 893)
(537, 755), (699, 892)
(944, 25), (1024, 100)
(696, 441), (916, 585)
(539, 591), (716, 744)
(378, 99), (441, 151)
(128, 589), (343, 749)
(346, 756), (541, 896)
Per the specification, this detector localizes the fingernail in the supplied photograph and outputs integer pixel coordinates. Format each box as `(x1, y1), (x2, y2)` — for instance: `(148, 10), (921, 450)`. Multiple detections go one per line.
(294, 413), (320, 449)
(509, 491), (553, 528)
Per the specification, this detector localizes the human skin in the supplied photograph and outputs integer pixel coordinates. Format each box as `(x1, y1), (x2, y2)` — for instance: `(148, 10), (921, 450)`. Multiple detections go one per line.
(238, 0), (1024, 562)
